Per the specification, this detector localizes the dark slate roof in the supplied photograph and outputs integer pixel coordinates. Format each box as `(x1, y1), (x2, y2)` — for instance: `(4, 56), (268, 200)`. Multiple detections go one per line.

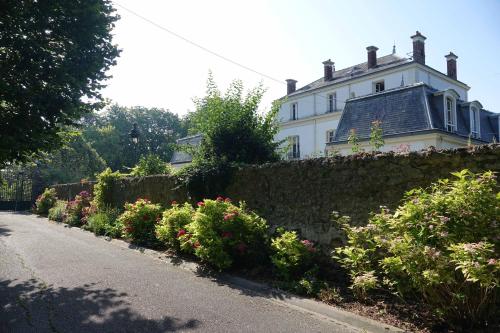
(332, 83), (499, 143)
(287, 54), (410, 97)
(170, 134), (202, 165)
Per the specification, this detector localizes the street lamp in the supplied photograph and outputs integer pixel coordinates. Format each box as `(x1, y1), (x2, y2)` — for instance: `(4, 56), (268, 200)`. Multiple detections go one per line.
(129, 123), (140, 144)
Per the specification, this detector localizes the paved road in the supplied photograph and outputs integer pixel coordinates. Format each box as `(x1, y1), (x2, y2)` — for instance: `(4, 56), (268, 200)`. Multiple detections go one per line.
(0, 212), (360, 333)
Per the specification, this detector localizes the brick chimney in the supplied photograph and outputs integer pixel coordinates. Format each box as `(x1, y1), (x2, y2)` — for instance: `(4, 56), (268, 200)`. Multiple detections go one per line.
(366, 46), (378, 69)
(286, 79), (297, 95)
(322, 59), (334, 81)
(445, 52), (458, 80)
(411, 31), (427, 64)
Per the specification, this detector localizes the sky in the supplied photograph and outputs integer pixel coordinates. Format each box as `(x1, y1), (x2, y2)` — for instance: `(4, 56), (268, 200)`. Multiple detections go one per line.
(102, 0), (500, 117)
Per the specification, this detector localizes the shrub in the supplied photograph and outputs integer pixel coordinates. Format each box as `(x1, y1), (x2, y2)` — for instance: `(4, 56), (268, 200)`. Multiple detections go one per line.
(35, 188), (58, 215)
(93, 168), (124, 210)
(318, 286), (343, 304)
(130, 154), (173, 177)
(48, 200), (67, 222)
(270, 228), (318, 281)
(335, 170), (500, 328)
(63, 191), (92, 227)
(117, 198), (163, 246)
(177, 197), (268, 270)
(156, 202), (195, 250)
(85, 206), (122, 238)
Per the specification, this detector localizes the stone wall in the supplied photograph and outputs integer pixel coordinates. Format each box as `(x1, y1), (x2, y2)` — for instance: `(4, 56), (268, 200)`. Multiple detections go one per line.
(52, 181), (95, 201)
(51, 145), (500, 249)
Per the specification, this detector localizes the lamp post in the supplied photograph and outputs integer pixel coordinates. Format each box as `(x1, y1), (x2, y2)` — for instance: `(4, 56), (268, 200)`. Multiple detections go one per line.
(129, 123), (140, 144)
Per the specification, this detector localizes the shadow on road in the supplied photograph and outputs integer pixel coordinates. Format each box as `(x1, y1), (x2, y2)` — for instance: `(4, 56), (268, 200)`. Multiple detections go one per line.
(0, 279), (201, 332)
(0, 226), (12, 236)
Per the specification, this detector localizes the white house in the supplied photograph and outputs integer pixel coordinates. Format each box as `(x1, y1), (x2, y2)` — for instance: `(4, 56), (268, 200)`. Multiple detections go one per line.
(276, 31), (499, 158)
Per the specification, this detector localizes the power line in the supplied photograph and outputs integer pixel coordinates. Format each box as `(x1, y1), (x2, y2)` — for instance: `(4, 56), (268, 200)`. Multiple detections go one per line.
(113, 1), (286, 85)
(113, 1), (354, 106)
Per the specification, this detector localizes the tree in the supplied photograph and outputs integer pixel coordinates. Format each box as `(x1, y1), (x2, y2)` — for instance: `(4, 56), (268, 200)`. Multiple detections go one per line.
(130, 154), (173, 177)
(36, 133), (107, 185)
(189, 74), (281, 164)
(0, 0), (120, 164)
(83, 105), (187, 171)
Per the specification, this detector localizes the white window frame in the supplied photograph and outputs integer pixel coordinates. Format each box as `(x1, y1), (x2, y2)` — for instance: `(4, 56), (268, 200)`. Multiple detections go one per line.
(373, 80), (385, 93)
(326, 129), (335, 143)
(444, 95), (457, 132)
(327, 92), (337, 113)
(290, 102), (298, 120)
(287, 135), (300, 159)
(470, 106), (480, 139)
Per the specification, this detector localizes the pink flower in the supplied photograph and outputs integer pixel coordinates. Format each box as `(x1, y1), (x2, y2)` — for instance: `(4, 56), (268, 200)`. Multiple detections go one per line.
(223, 213), (234, 221)
(488, 258), (498, 266)
(224, 198), (231, 203)
(216, 196), (224, 202)
(301, 240), (316, 252)
(197, 201), (205, 207)
(193, 240), (201, 249)
(171, 200), (178, 206)
(177, 229), (186, 238)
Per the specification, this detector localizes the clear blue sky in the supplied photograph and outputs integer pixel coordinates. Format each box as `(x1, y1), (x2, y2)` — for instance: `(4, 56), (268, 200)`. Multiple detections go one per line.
(103, 0), (500, 115)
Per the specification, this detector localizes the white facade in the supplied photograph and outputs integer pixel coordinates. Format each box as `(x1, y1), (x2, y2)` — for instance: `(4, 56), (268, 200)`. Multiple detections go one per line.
(276, 61), (470, 158)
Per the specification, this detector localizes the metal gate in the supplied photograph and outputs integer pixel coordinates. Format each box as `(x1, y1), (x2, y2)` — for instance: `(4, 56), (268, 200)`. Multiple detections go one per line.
(0, 168), (34, 211)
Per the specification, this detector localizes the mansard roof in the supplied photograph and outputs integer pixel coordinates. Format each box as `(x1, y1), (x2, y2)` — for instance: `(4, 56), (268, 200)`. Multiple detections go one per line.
(287, 54), (410, 97)
(332, 83), (499, 144)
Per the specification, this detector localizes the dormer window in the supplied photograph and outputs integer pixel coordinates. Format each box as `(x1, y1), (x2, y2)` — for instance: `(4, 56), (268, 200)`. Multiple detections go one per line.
(470, 107), (480, 138)
(290, 102), (298, 120)
(327, 92), (337, 113)
(326, 129), (336, 143)
(445, 97), (456, 132)
(374, 80), (385, 93)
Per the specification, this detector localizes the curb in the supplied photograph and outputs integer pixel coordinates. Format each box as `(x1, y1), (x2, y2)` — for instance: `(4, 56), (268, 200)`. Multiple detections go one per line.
(50, 217), (405, 333)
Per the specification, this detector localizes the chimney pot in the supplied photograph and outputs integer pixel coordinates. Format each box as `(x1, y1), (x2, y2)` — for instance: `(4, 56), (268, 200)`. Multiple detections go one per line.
(286, 79), (297, 95)
(445, 52), (458, 80)
(366, 46), (379, 69)
(322, 59), (334, 81)
(411, 31), (427, 64)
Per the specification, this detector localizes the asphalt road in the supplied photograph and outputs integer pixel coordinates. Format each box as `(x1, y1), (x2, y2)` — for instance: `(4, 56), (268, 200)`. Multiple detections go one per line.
(0, 212), (360, 333)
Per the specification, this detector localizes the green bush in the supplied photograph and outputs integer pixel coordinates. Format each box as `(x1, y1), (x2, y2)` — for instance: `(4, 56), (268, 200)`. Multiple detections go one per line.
(35, 188), (58, 215)
(117, 198), (163, 246)
(48, 200), (67, 222)
(335, 170), (500, 328)
(93, 168), (124, 210)
(63, 191), (92, 227)
(176, 197), (268, 270)
(130, 154), (173, 177)
(85, 207), (122, 238)
(270, 228), (318, 281)
(156, 201), (194, 249)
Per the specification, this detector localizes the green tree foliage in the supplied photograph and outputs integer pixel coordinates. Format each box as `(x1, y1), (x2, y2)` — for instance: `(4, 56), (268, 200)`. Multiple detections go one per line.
(369, 120), (385, 151)
(189, 73), (281, 164)
(347, 129), (361, 153)
(130, 154), (173, 177)
(83, 105), (187, 171)
(37, 133), (107, 184)
(0, 0), (120, 164)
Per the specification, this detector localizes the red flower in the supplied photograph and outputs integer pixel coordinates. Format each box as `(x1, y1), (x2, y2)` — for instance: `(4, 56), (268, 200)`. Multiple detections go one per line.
(125, 226), (134, 233)
(223, 213), (234, 221)
(224, 198), (231, 203)
(301, 240), (316, 253)
(216, 196), (224, 202)
(236, 242), (247, 254)
(197, 201), (205, 207)
(193, 240), (201, 249)
(222, 231), (233, 239)
(177, 229), (187, 238)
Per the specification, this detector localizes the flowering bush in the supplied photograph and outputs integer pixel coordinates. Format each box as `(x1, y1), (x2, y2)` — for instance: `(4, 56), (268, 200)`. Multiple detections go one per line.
(334, 170), (500, 328)
(117, 198), (163, 246)
(176, 197), (268, 270)
(35, 188), (58, 215)
(84, 206), (122, 238)
(270, 228), (318, 281)
(48, 200), (67, 222)
(63, 191), (92, 227)
(156, 202), (194, 250)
